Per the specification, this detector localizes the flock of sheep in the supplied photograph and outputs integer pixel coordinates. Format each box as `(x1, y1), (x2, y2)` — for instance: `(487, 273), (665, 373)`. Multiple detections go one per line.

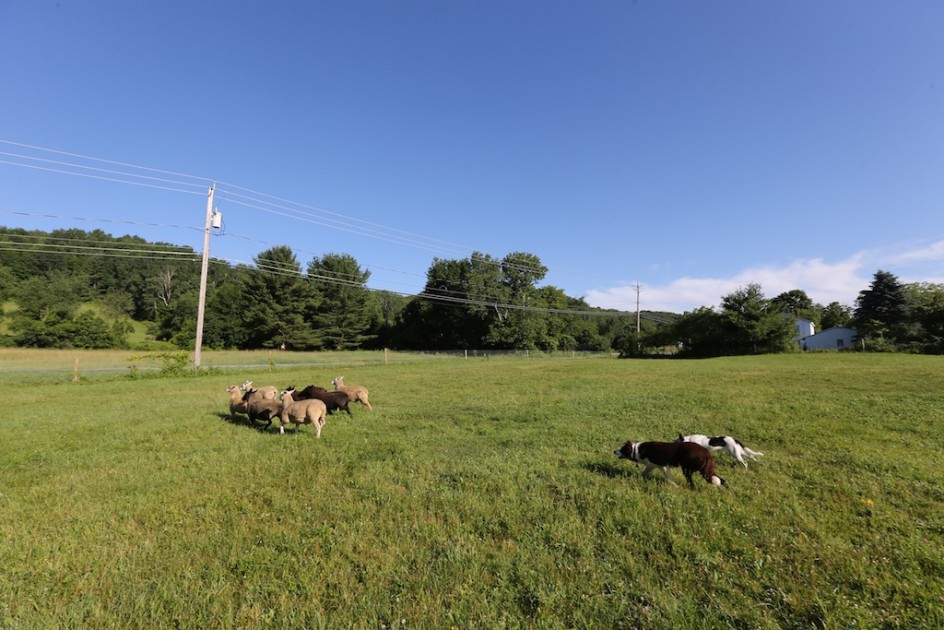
(225, 376), (371, 437)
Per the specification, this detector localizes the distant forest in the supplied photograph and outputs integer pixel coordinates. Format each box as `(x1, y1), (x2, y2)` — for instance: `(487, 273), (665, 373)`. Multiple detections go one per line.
(1, 227), (941, 356)
(0, 227), (643, 353)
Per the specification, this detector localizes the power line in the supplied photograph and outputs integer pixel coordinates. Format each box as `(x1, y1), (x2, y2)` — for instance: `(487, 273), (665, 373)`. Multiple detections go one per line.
(0, 150), (207, 193)
(0, 139), (636, 302)
(0, 210), (204, 235)
(0, 158), (206, 196)
(0, 236), (639, 318)
(0, 139), (569, 279)
(218, 184), (477, 259)
(0, 139), (211, 184)
(0, 219), (655, 318)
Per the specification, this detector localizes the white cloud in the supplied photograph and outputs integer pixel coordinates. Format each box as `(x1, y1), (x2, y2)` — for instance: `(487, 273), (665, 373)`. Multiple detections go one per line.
(583, 244), (944, 313)
(886, 239), (944, 265)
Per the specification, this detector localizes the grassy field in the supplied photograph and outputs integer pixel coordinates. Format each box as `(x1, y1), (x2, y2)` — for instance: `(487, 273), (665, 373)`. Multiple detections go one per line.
(1, 353), (942, 628)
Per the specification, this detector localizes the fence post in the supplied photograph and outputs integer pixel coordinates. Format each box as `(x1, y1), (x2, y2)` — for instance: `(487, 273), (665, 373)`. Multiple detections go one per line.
(73, 357), (80, 383)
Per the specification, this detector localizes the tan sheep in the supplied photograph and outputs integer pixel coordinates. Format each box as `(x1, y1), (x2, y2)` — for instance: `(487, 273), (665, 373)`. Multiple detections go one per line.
(226, 385), (249, 420)
(331, 376), (372, 411)
(279, 387), (328, 437)
(241, 380), (277, 400)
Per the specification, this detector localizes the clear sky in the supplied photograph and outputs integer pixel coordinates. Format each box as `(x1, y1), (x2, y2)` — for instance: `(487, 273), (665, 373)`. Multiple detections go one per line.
(1, 1), (942, 314)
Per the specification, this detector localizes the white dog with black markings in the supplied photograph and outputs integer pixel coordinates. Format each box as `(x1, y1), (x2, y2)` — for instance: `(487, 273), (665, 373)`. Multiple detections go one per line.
(676, 434), (763, 469)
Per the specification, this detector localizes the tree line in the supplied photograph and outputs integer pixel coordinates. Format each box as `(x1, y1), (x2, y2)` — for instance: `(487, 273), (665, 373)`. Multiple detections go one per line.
(1, 227), (941, 355)
(0, 227), (635, 352)
(619, 271), (944, 357)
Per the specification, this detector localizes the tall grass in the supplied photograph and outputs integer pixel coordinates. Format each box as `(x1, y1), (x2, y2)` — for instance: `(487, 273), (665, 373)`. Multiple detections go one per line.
(1, 353), (942, 628)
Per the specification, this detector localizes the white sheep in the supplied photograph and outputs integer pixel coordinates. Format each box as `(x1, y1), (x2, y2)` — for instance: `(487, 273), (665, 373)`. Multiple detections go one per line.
(331, 376), (372, 411)
(279, 387), (328, 437)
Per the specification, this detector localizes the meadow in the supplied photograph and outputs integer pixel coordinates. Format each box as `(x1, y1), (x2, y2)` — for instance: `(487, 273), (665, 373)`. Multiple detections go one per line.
(1, 352), (942, 628)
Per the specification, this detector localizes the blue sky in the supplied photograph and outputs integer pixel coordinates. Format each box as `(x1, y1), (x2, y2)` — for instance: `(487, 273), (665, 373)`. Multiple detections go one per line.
(1, 1), (942, 314)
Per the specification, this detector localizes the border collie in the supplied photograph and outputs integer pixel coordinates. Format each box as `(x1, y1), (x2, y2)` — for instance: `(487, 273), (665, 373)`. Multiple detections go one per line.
(676, 434), (764, 469)
(614, 440), (725, 488)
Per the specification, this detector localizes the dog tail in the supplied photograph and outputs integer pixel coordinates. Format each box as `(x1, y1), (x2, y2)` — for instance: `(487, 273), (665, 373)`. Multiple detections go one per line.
(701, 455), (726, 486)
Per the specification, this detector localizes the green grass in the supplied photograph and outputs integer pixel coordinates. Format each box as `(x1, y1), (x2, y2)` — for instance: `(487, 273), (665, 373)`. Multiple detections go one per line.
(1, 353), (942, 628)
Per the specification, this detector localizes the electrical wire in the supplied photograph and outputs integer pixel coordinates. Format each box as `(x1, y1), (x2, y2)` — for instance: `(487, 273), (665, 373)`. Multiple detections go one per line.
(0, 139), (645, 312)
(0, 139), (211, 184)
(0, 237), (641, 318)
(0, 150), (208, 193)
(0, 140), (575, 279)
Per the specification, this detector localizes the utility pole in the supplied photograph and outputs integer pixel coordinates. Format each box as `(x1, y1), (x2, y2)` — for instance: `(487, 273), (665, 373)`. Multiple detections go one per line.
(636, 282), (641, 333)
(194, 183), (215, 369)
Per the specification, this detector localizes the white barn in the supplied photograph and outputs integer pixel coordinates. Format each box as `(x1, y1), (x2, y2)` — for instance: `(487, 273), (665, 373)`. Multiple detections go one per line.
(799, 327), (858, 351)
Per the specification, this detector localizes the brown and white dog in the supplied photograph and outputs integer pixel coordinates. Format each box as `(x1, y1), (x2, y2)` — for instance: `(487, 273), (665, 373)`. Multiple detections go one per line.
(614, 440), (725, 488)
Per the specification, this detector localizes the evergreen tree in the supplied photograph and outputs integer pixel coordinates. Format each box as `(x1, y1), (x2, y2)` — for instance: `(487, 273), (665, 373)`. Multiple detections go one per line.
(307, 253), (374, 350)
(854, 270), (909, 346)
(239, 247), (320, 350)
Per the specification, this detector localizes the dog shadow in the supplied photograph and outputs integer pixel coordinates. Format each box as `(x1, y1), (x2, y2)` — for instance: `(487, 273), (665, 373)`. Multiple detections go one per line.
(584, 460), (635, 479)
(216, 412), (282, 434)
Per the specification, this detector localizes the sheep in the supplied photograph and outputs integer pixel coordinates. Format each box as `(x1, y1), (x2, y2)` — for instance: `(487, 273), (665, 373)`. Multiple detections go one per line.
(278, 387), (328, 437)
(243, 386), (282, 431)
(241, 380), (277, 400)
(291, 384), (353, 416)
(331, 376), (372, 411)
(226, 385), (249, 420)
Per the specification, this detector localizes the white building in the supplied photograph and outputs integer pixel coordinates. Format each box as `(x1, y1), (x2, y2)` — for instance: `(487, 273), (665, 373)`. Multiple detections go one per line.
(795, 317), (815, 339)
(799, 327), (858, 351)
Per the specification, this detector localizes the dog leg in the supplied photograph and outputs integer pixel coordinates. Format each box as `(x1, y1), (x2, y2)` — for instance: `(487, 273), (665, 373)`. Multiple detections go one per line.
(641, 465), (655, 479)
(684, 469), (695, 489)
(661, 466), (676, 485)
(728, 445), (749, 469)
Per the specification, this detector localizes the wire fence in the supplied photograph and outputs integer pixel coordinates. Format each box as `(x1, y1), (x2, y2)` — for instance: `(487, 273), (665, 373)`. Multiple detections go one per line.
(0, 348), (616, 385)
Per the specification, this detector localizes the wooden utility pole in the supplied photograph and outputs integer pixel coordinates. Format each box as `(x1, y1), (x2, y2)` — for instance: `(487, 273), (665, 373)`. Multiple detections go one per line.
(636, 282), (641, 333)
(194, 184), (215, 369)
